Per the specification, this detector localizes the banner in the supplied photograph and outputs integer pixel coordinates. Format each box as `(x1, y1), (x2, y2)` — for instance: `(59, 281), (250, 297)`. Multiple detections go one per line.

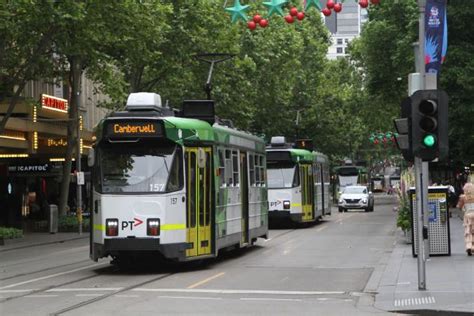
(425, 0), (448, 74)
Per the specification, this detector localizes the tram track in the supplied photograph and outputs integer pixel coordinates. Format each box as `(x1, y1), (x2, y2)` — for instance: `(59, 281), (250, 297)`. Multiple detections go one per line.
(0, 259), (92, 282)
(0, 264), (114, 302)
(50, 272), (175, 315)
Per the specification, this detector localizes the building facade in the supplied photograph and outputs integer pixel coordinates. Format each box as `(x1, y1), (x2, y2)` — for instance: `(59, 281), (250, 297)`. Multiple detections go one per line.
(324, 1), (368, 59)
(0, 76), (109, 229)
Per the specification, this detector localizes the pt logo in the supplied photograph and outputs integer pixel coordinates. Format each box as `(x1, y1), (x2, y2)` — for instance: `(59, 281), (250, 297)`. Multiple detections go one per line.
(121, 217), (143, 230)
(270, 201), (281, 207)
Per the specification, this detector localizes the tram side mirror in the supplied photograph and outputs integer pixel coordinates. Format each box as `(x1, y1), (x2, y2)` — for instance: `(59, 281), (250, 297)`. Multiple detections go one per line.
(197, 148), (206, 168)
(87, 148), (95, 167)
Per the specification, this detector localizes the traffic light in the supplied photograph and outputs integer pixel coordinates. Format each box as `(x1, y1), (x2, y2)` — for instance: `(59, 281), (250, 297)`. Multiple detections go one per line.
(410, 89), (448, 161)
(393, 97), (413, 162)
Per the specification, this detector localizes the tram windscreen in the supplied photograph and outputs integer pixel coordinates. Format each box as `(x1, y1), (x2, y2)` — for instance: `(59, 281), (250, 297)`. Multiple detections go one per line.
(97, 143), (182, 193)
(267, 163), (299, 189)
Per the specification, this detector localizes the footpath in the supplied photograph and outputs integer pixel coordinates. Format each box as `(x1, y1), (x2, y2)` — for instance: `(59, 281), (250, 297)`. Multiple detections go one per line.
(373, 207), (474, 315)
(0, 231), (88, 252)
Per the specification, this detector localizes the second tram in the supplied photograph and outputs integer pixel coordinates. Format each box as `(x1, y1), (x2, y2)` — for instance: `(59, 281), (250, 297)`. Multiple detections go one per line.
(266, 137), (331, 224)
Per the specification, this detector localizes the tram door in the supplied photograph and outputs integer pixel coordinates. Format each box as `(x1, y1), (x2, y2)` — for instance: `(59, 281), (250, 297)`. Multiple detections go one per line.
(300, 164), (314, 221)
(240, 152), (249, 245)
(185, 147), (212, 257)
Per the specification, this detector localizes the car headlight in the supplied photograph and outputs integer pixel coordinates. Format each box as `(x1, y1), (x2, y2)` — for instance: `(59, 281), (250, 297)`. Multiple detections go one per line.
(338, 199), (344, 204)
(362, 198), (368, 204)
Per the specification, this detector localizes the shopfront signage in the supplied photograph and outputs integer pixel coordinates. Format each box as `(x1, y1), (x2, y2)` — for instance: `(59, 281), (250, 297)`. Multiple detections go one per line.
(41, 94), (68, 113)
(8, 163), (50, 173)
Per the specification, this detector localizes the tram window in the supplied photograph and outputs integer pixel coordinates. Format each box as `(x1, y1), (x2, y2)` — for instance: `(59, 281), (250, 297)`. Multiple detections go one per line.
(225, 149), (233, 186)
(189, 152), (196, 228)
(218, 149), (225, 187)
(249, 154), (255, 186)
(166, 147), (183, 192)
(259, 155), (265, 186)
(293, 165), (300, 187)
(255, 155), (260, 185)
(232, 150), (239, 186)
(205, 152), (211, 226)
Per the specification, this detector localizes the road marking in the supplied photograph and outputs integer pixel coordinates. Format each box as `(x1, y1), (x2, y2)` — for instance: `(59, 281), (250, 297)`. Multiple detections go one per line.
(394, 296), (435, 307)
(0, 289), (37, 293)
(24, 294), (59, 298)
(47, 288), (122, 292)
(335, 213), (355, 223)
(0, 263), (107, 290)
(114, 294), (139, 298)
(159, 295), (222, 300)
(240, 297), (302, 302)
(76, 294), (104, 297)
(133, 288), (345, 296)
(316, 226), (327, 232)
(187, 272), (225, 289)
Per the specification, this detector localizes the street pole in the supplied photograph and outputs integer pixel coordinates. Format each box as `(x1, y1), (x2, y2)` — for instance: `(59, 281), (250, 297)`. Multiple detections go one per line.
(75, 90), (82, 235)
(416, 0), (428, 290)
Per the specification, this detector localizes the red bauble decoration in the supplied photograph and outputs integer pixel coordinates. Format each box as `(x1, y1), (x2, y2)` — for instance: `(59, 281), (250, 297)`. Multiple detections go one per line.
(326, 0), (335, 9)
(289, 7), (298, 16)
(296, 11), (305, 21)
(359, 0), (369, 8)
(322, 8), (332, 16)
(253, 14), (262, 23)
(248, 21), (257, 30)
(334, 3), (342, 12)
(285, 15), (295, 23)
(370, 0), (380, 4)
(259, 19), (268, 28)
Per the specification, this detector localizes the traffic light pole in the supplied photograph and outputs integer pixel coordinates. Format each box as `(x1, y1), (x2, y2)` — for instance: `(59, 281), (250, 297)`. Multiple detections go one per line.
(415, 0), (429, 291)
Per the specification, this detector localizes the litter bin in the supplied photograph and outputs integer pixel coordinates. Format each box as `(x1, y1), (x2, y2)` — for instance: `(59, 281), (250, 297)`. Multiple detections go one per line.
(410, 186), (451, 257)
(49, 204), (58, 234)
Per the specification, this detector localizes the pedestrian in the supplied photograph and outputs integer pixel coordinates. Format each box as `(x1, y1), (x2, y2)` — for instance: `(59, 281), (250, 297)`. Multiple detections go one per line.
(457, 179), (474, 256)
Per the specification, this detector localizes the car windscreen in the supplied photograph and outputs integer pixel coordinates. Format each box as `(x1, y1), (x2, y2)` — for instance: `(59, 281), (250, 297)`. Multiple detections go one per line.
(343, 187), (367, 194)
(97, 142), (182, 193)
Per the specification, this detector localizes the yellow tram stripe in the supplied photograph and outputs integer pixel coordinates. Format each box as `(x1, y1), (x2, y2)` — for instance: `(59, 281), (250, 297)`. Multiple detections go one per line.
(291, 203), (301, 207)
(93, 224), (105, 232)
(161, 223), (186, 231)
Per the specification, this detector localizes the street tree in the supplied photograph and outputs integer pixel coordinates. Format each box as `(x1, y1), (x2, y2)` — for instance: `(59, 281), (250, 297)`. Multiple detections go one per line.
(0, 1), (57, 133)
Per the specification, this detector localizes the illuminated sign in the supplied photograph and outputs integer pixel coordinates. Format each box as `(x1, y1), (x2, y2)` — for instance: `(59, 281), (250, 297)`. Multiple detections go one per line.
(9, 163), (50, 173)
(105, 120), (164, 138)
(47, 138), (68, 147)
(41, 94), (68, 113)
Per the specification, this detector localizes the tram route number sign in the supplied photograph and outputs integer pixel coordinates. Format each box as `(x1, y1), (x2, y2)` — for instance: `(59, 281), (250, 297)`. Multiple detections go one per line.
(105, 120), (164, 138)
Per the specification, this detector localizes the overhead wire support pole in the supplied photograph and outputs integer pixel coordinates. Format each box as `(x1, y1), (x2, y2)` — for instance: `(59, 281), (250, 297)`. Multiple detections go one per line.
(76, 89), (82, 235)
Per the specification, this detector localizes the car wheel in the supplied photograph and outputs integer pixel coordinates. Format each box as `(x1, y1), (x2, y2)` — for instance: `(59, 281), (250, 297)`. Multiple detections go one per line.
(338, 207), (344, 213)
(365, 208), (369, 212)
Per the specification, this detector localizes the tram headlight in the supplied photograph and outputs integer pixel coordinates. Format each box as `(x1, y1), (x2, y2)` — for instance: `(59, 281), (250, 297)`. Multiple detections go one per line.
(283, 200), (291, 209)
(106, 218), (119, 236)
(147, 218), (160, 236)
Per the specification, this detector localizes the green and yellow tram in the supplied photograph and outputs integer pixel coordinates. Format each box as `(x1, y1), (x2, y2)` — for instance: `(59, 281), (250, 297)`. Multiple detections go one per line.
(89, 93), (268, 263)
(266, 137), (331, 224)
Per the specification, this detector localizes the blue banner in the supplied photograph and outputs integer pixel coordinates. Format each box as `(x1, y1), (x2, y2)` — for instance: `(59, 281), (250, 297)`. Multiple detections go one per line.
(425, 0), (448, 74)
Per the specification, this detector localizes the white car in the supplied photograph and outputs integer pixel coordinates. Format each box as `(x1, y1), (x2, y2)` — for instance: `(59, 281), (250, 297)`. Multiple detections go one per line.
(338, 185), (374, 212)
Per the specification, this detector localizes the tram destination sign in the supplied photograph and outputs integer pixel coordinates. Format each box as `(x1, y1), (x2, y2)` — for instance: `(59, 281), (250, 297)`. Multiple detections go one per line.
(104, 120), (164, 138)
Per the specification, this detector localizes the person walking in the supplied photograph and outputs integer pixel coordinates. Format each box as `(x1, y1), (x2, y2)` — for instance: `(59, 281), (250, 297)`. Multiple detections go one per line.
(457, 179), (474, 256)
